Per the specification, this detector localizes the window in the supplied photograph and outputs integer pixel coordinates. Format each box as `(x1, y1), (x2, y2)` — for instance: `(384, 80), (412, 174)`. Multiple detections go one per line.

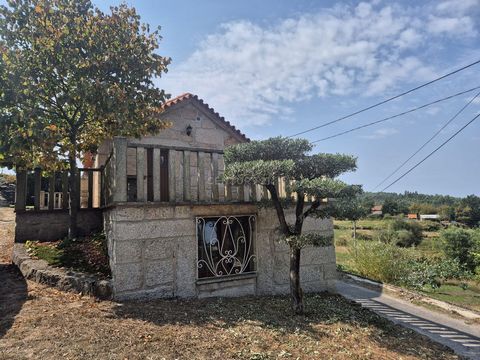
(196, 215), (256, 279)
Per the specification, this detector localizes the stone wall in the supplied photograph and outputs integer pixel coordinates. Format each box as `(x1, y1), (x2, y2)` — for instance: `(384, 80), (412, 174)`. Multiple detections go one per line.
(15, 209), (103, 242)
(104, 203), (336, 300)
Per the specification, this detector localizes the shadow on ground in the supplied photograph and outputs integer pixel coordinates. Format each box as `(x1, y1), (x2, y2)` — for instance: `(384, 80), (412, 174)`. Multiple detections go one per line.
(112, 292), (456, 359)
(0, 264), (28, 338)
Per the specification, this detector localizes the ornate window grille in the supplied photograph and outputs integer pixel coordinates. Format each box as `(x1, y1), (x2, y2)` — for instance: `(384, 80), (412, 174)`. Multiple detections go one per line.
(196, 215), (256, 279)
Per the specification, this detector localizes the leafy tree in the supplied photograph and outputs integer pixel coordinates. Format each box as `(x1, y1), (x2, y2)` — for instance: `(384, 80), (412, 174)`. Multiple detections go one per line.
(409, 202), (437, 215)
(382, 198), (408, 216)
(457, 195), (480, 228)
(334, 197), (368, 240)
(0, 0), (170, 237)
(440, 228), (478, 272)
(224, 137), (359, 314)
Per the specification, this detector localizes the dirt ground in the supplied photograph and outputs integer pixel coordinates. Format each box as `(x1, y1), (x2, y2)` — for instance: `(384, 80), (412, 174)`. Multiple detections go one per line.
(0, 208), (461, 360)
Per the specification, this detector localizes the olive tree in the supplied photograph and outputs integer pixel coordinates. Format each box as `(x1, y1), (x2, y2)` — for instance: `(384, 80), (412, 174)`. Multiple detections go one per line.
(0, 0), (170, 237)
(224, 137), (360, 314)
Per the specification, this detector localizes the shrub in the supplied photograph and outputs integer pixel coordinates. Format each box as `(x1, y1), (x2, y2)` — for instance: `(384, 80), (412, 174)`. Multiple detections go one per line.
(374, 229), (396, 244)
(421, 221), (442, 232)
(440, 228), (479, 272)
(335, 236), (349, 247)
(390, 219), (423, 247)
(350, 241), (470, 290)
(356, 232), (373, 241)
(401, 257), (467, 290)
(350, 241), (412, 284)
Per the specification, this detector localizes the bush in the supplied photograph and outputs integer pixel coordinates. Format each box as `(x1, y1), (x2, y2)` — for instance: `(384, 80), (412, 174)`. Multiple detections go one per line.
(373, 219), (423, 247)
(401, 257), (467, 290)
(350, 241), (470, 290)
(336, 236), (349, 247)
(350, 242), (412, 284)
(440, 228), (479, 272)
(421, 221), (442, 232)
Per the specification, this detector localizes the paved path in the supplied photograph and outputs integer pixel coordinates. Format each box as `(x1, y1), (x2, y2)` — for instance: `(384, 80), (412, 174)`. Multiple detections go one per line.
(0, 207), (14, 263)
(336, 280), (480, 360)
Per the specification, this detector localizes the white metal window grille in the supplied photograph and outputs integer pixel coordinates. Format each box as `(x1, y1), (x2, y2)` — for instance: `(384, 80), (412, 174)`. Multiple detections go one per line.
(196, 215), (256, 279)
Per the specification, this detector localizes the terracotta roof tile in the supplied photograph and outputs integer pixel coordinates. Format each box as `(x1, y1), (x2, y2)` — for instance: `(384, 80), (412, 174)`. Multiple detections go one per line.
(162, 93), (249, 142)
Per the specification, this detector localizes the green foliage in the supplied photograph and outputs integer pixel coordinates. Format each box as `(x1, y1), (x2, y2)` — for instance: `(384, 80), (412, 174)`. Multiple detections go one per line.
(382, 198), (409, 216)
(0, 0), (170, 169)
(333, 198), (369, 222)
(223, 136), (312, 163)
(409, 202), (438, 215)
(282, 233), (334, 249)
(223, 159), (294, 186)
(457, 195), (480, 227)
(390, 219), (423, 247)
(351, 241), (468, 290)
(294, 153), (357, 179)
(440, 227), (480, 272)
(350, 241), (412, 284)
(402, 257), (467, 290)
(373, 219), (423, 247)
(420, 221), (442, 232)
(25, 233), (110, 276)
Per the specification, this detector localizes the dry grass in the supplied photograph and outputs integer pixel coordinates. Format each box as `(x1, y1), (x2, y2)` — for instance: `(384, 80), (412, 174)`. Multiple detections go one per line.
(0, 209), (460, 360)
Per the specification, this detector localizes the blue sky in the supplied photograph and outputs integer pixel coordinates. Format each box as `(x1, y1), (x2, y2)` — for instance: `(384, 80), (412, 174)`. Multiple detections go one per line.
(4, 0), (480, 197)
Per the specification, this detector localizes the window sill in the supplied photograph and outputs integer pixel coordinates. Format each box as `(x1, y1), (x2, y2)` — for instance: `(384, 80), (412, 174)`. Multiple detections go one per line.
(196, 272), (257, 285)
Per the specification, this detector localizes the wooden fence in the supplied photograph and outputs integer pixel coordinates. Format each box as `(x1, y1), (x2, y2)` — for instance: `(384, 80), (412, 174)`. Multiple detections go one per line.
(15, 168), (102, 212)
(103, 137), (295, 206)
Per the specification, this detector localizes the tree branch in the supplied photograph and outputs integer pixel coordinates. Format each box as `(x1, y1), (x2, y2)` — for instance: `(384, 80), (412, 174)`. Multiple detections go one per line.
(294, 191), (305, 234)
(266, 184), (290, 236)
(303, 199), (321, 219)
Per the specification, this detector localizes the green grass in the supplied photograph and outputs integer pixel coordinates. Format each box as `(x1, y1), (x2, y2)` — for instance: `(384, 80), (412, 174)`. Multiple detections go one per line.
(420, 281), (480, 313)
(25, 236), (110, 277)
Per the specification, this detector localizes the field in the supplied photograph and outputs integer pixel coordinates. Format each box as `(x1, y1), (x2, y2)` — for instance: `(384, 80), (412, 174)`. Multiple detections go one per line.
(334, 218), (480, 313)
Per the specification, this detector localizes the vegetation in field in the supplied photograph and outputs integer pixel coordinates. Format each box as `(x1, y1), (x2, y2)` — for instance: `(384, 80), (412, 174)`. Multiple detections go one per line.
(335, 217), (480, 312)
(363, 192), (480, 227)
(25, 232), (110, 277)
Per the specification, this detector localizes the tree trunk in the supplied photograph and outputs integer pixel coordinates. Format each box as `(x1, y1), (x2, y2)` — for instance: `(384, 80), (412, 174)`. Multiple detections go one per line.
(353, 220), (357, 257)
(68, 149), (79, 239)
(289, 246), (304, 314)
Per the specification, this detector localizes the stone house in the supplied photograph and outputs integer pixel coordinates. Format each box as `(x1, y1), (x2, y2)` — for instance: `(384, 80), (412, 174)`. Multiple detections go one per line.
(15, 93), (336, 300)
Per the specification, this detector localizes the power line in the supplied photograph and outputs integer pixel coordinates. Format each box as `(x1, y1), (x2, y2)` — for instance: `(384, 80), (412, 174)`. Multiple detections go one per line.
(380, 112), (480, 192)
(287, 58), (480, 138)
(310, 86), (480, 143)
(373, 90), (480, 191)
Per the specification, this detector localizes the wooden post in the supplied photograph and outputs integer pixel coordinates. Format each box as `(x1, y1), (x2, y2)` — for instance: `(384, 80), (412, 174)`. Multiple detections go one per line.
(34, 168), (41, 210)
(15, 170), (27, 212)
(87, 171), (93, 208)
(112, 137), (128, 203)
(250, 184), (257, 202)
(48, 173), (55, 210)
(225, 180), (232, 202)
(168, 149), (176, 202)
(99, 167), (105, 208)
(183, 150), (191, 202)
(198, 152), (206, 202)
(211, 153), (219, 202)
(153, 148), (161, 202)
(217, 154), (225, 202)
(136, 147), (145, 202)
(62, 171), (69, 209)
(175, 149), (184, 202)
(238, 183), (245, 202)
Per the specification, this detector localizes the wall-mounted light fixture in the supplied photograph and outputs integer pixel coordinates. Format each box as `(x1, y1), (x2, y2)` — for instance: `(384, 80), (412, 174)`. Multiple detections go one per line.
(186, 124), (193, 136)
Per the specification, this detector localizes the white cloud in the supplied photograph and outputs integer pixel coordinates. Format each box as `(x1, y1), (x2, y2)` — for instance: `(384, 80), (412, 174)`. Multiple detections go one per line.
(162, 1), (479, 127)
(435, 0), (480, 16)
(360, 127), (399, 139)
(427, 16), (477, 36)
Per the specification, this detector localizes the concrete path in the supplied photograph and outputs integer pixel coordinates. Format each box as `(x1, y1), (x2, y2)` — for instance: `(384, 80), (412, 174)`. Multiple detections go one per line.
(336, 280), (480, 360)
